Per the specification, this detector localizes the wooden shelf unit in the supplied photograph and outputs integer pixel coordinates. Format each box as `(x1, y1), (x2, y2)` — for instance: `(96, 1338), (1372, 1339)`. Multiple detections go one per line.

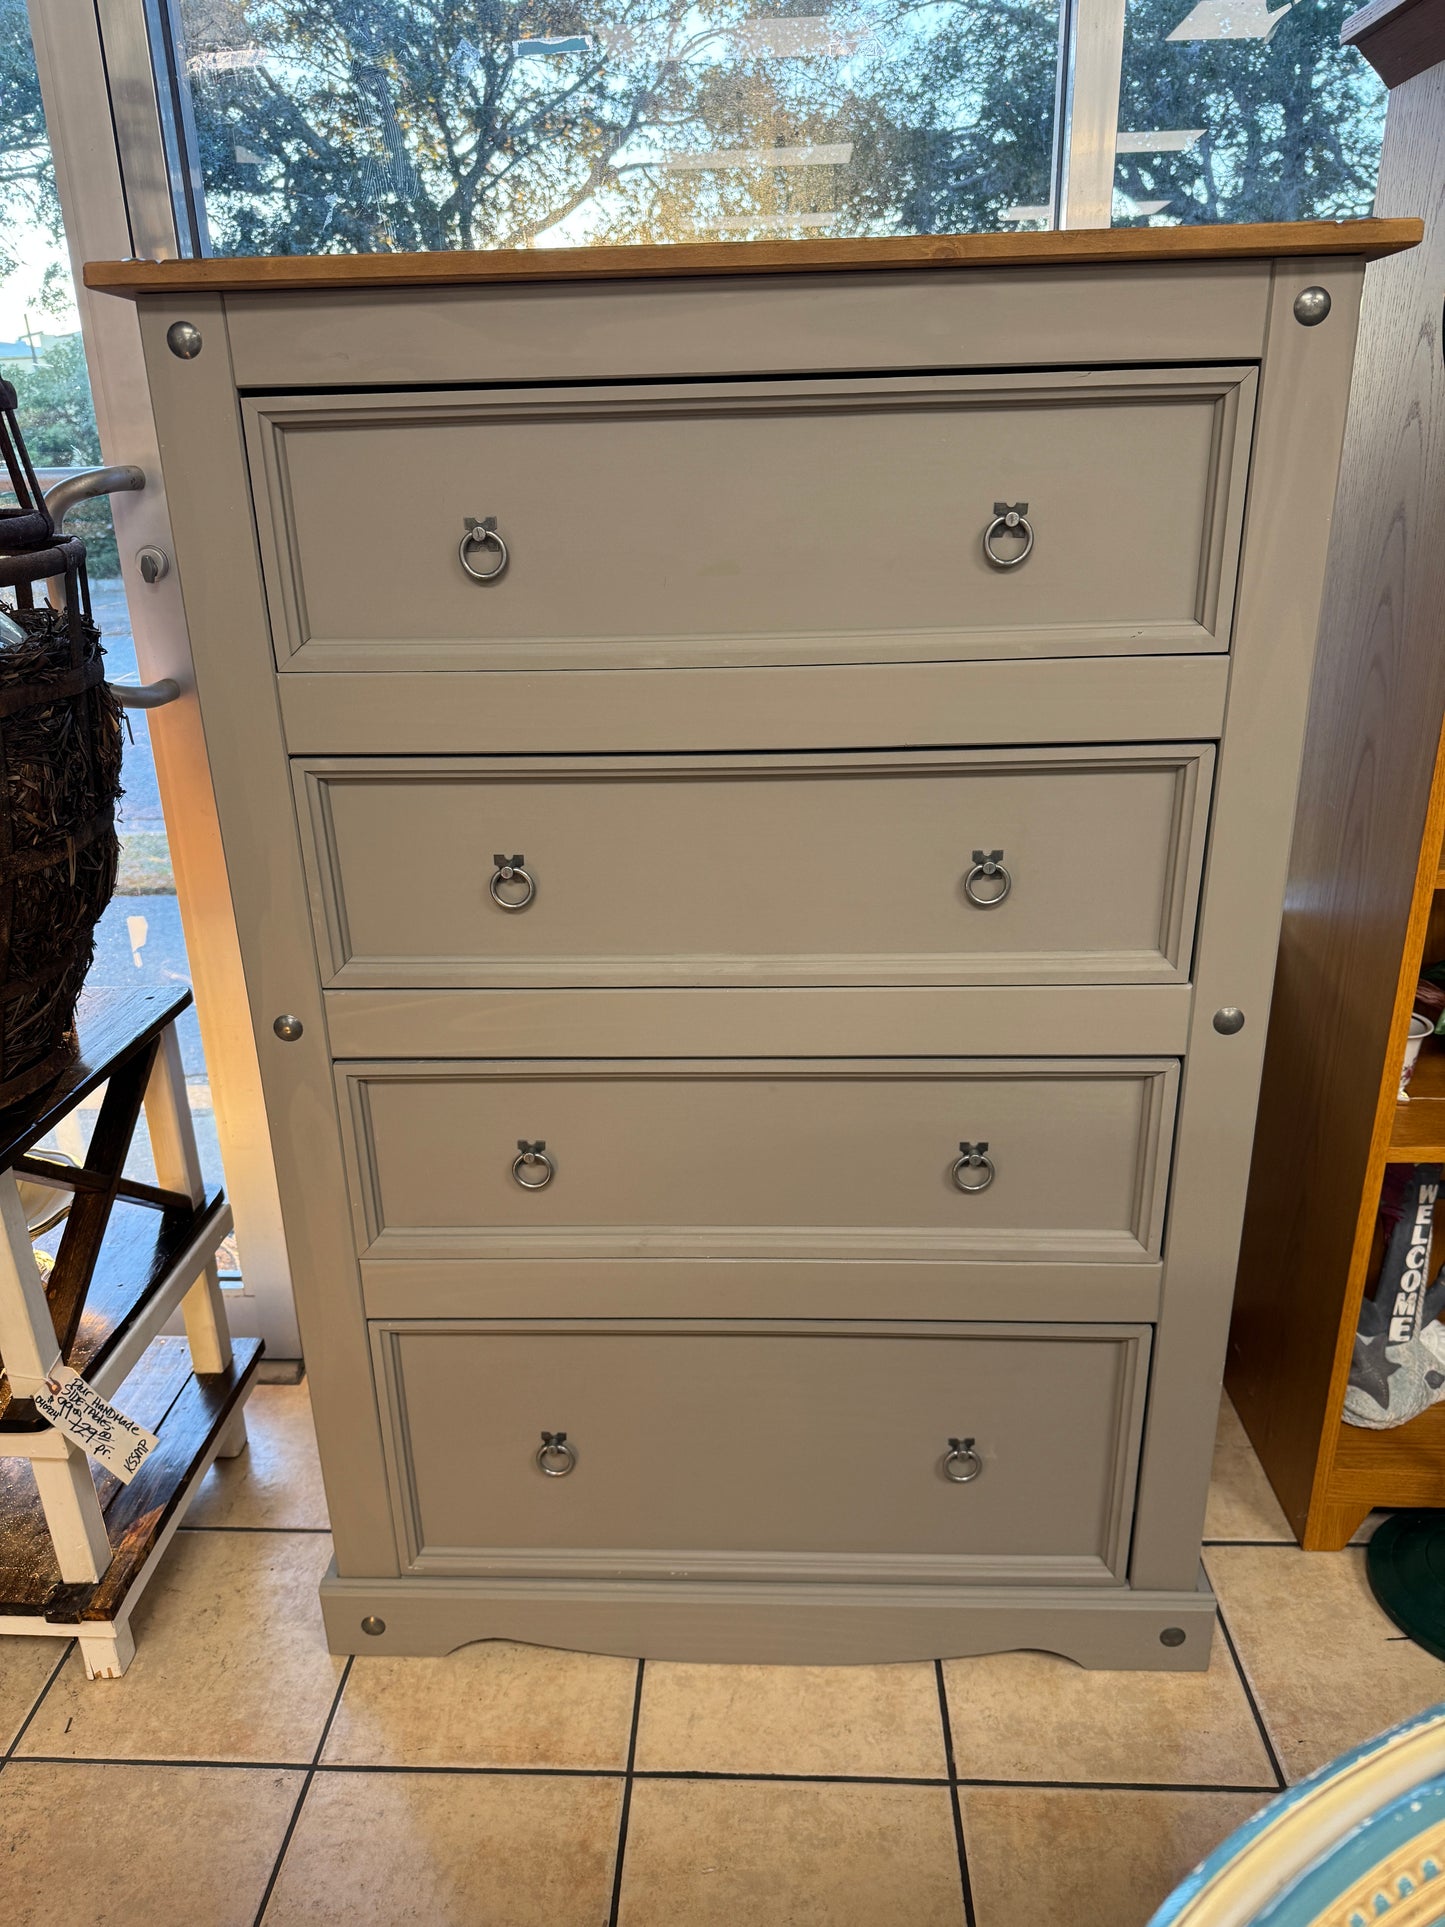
(0, 1335), (261, 1633)
(1226, 0), (1445, 1549)
(0, 1189), (230, 1430)
(0, 988), (256, 1675)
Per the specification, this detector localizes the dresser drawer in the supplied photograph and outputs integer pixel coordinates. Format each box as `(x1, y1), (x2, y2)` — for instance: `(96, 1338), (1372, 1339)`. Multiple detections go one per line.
(247, 368), (1255, 673)
(372, 1319), (1150, 1584)
(339, 1057), (1177, 1263)
(298, 746), (1212, 989)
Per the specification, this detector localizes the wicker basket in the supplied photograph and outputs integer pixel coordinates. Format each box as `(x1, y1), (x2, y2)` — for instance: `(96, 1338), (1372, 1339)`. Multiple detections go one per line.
(0, 379), (123, 1110)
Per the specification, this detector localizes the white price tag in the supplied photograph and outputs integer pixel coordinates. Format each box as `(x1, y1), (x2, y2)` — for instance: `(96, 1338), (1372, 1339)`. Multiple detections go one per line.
(34, 1366), (158, 1484)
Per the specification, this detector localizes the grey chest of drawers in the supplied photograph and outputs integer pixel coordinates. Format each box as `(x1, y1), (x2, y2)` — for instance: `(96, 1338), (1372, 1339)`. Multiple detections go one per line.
(90, 221), (1418, 1668)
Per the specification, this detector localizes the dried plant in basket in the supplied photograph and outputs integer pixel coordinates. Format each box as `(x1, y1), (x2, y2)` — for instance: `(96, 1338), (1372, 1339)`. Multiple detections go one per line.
(0, 377), (123, 1110)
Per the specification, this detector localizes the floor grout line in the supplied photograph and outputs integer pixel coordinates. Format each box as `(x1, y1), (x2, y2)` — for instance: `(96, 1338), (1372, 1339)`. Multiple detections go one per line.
(935, 1660), (977, 1927)
(628, 1768), (954, 1787)
(951, 1777), (1281, 1794)
(13, 1755), (317, 1773)
(1213, 1598), (1289, 1791)
(1, 1639), (76, 1770)
(0, 1753), (1288, 1793)
(251, 1655), (354, 1927)
(179, 1524), (333, 1534)
(606, 1659), (645, 1927)
(1201, 1538), (1298, 1548)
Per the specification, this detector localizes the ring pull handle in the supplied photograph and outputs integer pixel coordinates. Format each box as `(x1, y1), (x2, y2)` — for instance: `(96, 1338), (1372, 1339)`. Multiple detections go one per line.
(942, 1436), (983, 1483)
(963, 849), (1011, 908)
(513, 1139), (555, 1189)
(951, 1141), (995, 1193)
(490, 854), (536, 910)
(983, 500), (1033, 569)
(459, 515), (509, 582)
(536, 1430), (577, 1476)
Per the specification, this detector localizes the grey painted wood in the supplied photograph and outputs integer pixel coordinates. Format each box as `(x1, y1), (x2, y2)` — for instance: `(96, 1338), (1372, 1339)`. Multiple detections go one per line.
(133, 297), (400, 1577)
(339, 1057), (1178, 1264)
(277, 647), (1231, 757)
(323, 982), (1194, 1060)
(297, 747), (1213, 990)
(370, 1319), (1150, 1584)
(116, 244), (1373, 1663)
(1128, 258), (1369, 1590)
(247, 372), (1253, 674)
(223, 263), (1270, 390)
(358, 1255), (1164, 1324)
(318, 1562), (1217, 1668)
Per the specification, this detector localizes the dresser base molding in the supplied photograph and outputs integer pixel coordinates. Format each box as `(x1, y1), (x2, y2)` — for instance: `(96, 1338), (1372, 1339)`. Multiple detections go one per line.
(318, 1562), (1216, 1669)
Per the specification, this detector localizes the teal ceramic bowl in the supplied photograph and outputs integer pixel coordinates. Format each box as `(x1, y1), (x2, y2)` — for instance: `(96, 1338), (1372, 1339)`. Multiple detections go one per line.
(1149, 1702), (1445, 1927)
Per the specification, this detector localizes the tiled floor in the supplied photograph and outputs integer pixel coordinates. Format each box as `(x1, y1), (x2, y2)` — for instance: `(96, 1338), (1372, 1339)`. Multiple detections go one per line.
(2, 1385), (1443, 1927)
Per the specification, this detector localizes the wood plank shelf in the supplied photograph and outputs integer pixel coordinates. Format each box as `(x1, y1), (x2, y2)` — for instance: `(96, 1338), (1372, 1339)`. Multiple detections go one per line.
(0, 988), (190, 1170)
(1387, 1105), (1445, 1158)
(0, 1335), (262, 1623)
(1389, 1041), (1445, 1156)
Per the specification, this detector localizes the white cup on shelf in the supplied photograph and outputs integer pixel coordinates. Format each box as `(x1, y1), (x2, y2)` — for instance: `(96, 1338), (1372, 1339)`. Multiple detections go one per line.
(1400, 1012), (1434, 1101)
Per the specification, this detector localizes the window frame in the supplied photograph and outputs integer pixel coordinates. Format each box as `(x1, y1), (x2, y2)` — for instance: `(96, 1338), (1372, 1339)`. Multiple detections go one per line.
(95, 0), (1135, 252)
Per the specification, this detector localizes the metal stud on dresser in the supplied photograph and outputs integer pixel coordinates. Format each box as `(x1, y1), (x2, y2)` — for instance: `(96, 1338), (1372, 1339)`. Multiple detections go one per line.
(94, 217), (1421, 1668)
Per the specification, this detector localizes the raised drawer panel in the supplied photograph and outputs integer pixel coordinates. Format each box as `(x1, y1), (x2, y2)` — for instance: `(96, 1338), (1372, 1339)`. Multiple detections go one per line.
(298, 746), (1212, 989)
(340, 1058), (1178, 1263)
(247, 368), (1255, 673)
(373, 1320), (1150, 1583)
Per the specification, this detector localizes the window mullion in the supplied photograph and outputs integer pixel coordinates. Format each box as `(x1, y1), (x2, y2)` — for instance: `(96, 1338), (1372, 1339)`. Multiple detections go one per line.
(92, 0), (183, 261)
(1060, 0), (1127, 228)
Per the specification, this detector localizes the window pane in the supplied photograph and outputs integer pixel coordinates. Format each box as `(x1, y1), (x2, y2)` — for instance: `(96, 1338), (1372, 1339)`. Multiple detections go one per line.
(160, 0), (1063, 251)
(1, 0), (234, 1266)
(1115, 0), (1386, 225)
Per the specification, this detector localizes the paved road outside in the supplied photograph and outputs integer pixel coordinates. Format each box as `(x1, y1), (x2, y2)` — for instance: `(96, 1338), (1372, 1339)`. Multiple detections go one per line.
(93, 575), (163, 832)
(83, 579), (224, 1191)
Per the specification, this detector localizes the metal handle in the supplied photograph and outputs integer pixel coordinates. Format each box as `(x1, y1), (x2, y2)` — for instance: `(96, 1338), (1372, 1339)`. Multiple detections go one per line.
(38, 467), (180, 711)
(111, 678), (181, 710)
(983, 500), (1033, 568)
(942, 1436), (983, 1483)
(951, 1141), (995, 1192)
(43, 463), (145, 527)
(460, 516), (508, 582)
(536, 1430), (576, 1476)
(513, 1140), (554, 1188)
(490, 854), (535, 910)
(963, 849), (1011, 908)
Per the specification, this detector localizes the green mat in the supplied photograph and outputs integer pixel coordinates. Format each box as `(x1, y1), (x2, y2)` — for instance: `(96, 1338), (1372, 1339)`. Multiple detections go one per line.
(1365, 1509), (1445, 1662)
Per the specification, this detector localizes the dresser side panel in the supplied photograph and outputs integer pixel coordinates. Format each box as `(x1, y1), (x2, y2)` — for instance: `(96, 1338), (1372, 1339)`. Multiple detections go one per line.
(1227, 66), (1445, 1534)
(1128, 258), (1367, 1589)
(134, 295), (399, 1577)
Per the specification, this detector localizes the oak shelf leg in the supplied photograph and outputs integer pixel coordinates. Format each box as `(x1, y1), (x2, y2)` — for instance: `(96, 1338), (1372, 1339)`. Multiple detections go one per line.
(1303, 1499), (1374, 1552)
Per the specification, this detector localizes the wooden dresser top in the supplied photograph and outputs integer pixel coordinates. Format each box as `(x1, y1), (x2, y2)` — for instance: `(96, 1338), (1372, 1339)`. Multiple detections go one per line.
(85, 218), (1421, 299)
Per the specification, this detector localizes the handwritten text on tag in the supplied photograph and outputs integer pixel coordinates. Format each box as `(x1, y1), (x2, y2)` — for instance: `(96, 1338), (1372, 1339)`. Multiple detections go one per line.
(34, 1366), (158, 1483)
